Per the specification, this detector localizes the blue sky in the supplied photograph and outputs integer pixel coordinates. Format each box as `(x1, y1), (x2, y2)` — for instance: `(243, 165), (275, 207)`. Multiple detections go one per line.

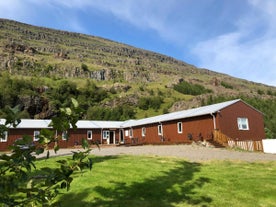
(1, 0), (276, 86)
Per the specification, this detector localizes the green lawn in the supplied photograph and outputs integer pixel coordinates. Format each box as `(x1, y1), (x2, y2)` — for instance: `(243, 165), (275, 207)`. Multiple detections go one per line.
(36, 155), (276, 207)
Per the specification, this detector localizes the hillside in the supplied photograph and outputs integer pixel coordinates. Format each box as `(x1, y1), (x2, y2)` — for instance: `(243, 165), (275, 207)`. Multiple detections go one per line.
(0, 18), (275, 137)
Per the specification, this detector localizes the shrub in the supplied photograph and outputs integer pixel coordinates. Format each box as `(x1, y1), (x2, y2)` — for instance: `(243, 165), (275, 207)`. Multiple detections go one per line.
(221, 81), (234, 89)
(138, 96), (163, 110)
(173, 81), (212, 95)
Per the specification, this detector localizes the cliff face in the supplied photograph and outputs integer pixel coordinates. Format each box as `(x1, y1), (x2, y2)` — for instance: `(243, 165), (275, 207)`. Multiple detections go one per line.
(0, 19), (275, 121)
(0, 18), (201, 83)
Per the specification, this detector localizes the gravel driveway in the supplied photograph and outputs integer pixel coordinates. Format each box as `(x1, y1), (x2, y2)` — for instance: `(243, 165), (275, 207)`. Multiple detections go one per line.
(40, 144), (276, 162)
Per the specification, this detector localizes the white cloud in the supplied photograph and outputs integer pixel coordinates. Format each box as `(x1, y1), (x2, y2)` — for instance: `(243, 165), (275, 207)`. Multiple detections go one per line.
(44, 0), (187, 43)
(192, 0), (276, 86)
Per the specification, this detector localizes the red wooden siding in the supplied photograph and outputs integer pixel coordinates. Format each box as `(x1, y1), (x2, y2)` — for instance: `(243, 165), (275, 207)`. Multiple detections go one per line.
(0, 128), (120, 151)
(128, 115), (214, 145)
(217, 101), (265, 141)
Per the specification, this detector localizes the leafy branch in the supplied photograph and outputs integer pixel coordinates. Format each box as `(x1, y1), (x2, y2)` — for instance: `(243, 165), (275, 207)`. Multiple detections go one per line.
(0, 98), (93, 206)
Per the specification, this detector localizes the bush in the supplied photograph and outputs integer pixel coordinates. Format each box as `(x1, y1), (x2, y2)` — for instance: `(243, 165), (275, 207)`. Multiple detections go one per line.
(221, 81), (234, 89)
(173, 81), (212, 95)
(138, 96), (163, 110)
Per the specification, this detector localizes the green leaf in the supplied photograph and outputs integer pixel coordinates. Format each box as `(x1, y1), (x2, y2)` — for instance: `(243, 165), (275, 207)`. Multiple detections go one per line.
(71, 97), (79, 108)
(35, 147), (44, 155)
(81, 138), (89, 149)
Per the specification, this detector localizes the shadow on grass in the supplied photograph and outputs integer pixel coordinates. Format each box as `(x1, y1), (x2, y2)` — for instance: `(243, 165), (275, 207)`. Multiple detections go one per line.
(59, 157), (212, 207)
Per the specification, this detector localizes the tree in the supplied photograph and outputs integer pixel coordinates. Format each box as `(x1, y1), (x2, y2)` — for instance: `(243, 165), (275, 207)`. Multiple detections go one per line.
(0, 98), (92, 206)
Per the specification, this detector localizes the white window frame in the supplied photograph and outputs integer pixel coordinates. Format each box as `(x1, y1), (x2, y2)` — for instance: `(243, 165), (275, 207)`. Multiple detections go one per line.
(129, 128), (133, 138)
(237, 118), (249, 130)
(33, 130), (40, 141)
(125, 130), (129, 137)
(103, 130), (109, 139)
(87, 130), (93, 140)
(142, 127), (146, 137)
(158, 125), (163, 136)
(0, 131), (8, 142)
(177, 122), (183, 134)
(62, 131), (68, 140)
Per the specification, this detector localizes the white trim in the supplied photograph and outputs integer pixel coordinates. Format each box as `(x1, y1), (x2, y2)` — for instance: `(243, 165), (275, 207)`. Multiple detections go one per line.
(87, 130), (93, 140)
(129, 128), (133, 138)
(237, 117), (249, 130)
(158, 124), (163, 136)
(103, 130), (109, 139)
(120, 129), (124, 143)
(0, 131), (8, 142)
(177, 122), (183, 134)
(62, 131), (68, 140)
(33, 130), (40, 141)
(142, 127), (146, 137)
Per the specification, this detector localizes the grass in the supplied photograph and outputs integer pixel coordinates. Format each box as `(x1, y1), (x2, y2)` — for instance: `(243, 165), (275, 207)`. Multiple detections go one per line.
(35, 155), (276, 207)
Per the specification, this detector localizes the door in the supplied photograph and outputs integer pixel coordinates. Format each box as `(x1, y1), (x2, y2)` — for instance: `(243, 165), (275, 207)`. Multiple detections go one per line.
(108, 131), (115, 144)
(119, 129), (124, 144)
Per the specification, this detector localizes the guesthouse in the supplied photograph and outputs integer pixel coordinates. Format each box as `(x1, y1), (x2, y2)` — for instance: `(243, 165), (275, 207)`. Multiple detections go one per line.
(0, 99), (265, 151)
(121, 99), (265, 145)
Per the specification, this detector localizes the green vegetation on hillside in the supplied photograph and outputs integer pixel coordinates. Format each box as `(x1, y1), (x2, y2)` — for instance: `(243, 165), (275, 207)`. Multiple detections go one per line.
(173, 80), (212, 95)
(0, 19), (276, 137)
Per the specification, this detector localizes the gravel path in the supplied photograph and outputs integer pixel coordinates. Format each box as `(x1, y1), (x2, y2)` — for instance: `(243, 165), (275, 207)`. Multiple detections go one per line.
(39, 144), (276, 162)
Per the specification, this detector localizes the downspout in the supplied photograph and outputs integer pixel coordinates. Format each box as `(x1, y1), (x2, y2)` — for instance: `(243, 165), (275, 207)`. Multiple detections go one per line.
(210, 113), (217, 130)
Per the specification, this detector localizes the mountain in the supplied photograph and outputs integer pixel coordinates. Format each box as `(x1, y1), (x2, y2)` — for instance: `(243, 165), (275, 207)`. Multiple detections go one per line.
(0, 18), (275, 136)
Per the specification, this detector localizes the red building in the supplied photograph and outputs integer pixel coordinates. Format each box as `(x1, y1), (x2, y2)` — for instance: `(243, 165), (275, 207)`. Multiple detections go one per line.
(122, 99), (265, 145)
(0, 99), (265, 151)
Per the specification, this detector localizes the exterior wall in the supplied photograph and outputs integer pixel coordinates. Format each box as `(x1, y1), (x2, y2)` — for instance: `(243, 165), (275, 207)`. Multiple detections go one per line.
(57, 129), (120, 147)
(56, 129), (102, 148)
(217, 101), (265, 141)
(0, 128), (40, 151)
(128, 115), (214, 145)
(0, 128), (120, 151)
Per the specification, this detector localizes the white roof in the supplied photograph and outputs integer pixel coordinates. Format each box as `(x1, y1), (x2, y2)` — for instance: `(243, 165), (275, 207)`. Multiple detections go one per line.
(76, 120), (101, 129)
(90, 121), (124, 129)
(16, 119), (51, 128)
(121, 99), (241, 127)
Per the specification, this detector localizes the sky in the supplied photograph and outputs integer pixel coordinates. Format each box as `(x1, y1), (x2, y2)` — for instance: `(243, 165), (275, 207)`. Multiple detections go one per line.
(0, 0), (276, 86)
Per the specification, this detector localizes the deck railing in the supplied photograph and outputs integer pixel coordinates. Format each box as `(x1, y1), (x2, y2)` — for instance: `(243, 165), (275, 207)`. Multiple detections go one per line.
(213, 130), (263, 152)
(213, 130), (230, 147)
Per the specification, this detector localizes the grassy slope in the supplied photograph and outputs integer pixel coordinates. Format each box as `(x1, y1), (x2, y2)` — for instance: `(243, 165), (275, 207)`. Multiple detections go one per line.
(36, 155), (276, 207)
(1, 19), (276, 134)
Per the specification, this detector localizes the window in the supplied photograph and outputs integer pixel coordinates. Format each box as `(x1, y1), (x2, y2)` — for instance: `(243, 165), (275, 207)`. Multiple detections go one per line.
(158, 125), (163, 135)
(33, 130), (40, 141)
(87, 130), (92, 140)
(142, 127), (146, 137)
(62, 131), (68, 140)
(177, 122), (183, 134)
(103, 130), (109, 139)
(0, 131), (8, 142)
(125, 130), (129, 137)
(237, 118), (249, 130)
(129, 128), (133, 138)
